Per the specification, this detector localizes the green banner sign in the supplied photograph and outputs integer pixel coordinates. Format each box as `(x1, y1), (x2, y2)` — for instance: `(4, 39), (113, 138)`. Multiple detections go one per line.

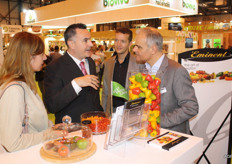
(112, 81), (128, 100)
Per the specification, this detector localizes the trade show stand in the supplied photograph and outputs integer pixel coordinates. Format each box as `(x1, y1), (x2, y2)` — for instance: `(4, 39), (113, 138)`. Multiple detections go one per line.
(0, 129), (202, 164)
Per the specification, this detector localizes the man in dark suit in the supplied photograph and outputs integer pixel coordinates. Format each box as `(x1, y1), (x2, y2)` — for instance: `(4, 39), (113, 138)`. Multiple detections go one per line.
(133, 27), (199, 134)
(44, 23), (102, 124)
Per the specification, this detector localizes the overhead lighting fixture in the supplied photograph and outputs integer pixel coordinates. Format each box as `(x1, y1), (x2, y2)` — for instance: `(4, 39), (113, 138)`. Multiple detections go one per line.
(215, 8), (218, 10)
(199, 13), (203, 15)
(210, 22), (212, 23)
(224, 11), (228, 13)
(199, 22), (202, 24)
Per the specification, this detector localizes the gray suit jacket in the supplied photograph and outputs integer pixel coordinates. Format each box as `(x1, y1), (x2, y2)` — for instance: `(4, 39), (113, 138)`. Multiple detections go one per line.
(158, 55), (199, 134)
(102, 54), (144, 115)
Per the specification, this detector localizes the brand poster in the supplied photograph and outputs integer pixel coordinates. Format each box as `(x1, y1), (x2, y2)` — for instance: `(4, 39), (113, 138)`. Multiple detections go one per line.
(179, 48), (232, 164)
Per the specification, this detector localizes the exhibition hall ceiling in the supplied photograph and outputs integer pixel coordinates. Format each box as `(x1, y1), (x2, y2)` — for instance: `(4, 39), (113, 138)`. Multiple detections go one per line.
(198, 0), (232, 15)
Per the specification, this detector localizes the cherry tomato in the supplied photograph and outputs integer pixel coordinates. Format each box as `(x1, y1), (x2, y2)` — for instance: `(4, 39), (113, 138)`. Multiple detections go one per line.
(58, 145), (69, 157)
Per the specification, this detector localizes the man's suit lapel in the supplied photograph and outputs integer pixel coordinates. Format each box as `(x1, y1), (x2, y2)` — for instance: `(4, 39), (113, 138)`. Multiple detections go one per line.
(86, 57), (95, 75)
(63, 52), (84, 77)
(108, 56), (116, 83)
(157, 55), (168, 86)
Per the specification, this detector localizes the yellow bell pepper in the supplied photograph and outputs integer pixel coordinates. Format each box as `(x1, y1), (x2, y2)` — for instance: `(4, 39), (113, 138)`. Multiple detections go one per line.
(139, 129), (148, 137)
(150, 130), (157, 137)
(145, 98), (152, 104)
(129, 83), (138, 90)
(151, 121), (157, 129)
(145, 89), (152, 98)
(148, 115), (156, 122)
(135, 83), (142, 89)
(140, 87), (147, 92)
(129, 90), (133, 99)
(142, 76), (146, 81)
(129, 76), (138, 84)
(154, 110), (160, 117)
(131, 94), (139, 100)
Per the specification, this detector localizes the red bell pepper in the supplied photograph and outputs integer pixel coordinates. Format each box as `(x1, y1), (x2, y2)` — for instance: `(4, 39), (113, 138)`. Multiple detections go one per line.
(152, 88), (159, 95)
(155, 98), (161, 104)
(154, 78), (161, 86)
(154, 105), (160, 111)
(132, 87), (141, 95)
(147, 122), (153, 133)
(148, 82), (156, 90)
(145, 75), (153, 82)
(156, 92), (161, 99)
(151, 101), (158, 109)
(156, 124), (160, 134)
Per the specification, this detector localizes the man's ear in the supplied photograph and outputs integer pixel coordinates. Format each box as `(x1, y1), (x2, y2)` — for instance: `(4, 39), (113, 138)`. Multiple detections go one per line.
(151, 44), (158, 55)
(67, 40), (74, 49)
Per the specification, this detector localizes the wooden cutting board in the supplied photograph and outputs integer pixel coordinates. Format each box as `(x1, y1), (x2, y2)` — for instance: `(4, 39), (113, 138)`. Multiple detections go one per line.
(40, 142), (97, 163)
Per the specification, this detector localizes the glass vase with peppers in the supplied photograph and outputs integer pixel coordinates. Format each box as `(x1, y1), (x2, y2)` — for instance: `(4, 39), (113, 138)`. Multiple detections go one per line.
(128, 69), (161, 138)
(81, 111), (111, 135)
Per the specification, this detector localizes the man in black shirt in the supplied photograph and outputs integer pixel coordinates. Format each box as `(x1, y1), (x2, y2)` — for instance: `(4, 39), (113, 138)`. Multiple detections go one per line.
(102, 28), (144, 115)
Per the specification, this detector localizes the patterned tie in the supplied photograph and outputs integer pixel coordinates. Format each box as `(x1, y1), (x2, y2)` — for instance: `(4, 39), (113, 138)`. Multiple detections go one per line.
(80, 61), (88, 75)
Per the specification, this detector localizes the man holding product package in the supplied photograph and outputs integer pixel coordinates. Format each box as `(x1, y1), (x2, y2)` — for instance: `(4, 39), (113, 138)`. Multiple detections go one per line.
(133, 27), (199, 134)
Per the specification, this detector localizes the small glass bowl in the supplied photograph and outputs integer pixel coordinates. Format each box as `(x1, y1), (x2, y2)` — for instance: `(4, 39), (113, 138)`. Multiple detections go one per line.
(44, 123), (92, 158)
(81, 111), (111, 135)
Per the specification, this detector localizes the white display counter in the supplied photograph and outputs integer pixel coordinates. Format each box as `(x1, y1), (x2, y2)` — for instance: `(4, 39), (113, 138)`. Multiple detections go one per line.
(0, 129), (203, 164)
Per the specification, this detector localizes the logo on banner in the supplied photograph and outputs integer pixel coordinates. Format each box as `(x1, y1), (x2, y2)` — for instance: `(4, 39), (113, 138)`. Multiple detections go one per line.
(112, 81), (128, 100)
(155, 0), (170, 7)
(1, 25), (22, 34)
(26, 10), (36, 23)
(103, 0), (129, 7)
(183, 0), (196, 10)
(178, 48), (232, 63)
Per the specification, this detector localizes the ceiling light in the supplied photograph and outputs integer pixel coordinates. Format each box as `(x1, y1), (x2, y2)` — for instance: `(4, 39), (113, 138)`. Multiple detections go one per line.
(224, 11), (228, 13)
(199, 13), (203, 15)
(210, 22), (212, 23)
(199, 22), (202, 24)
(215, 8), (218, 10)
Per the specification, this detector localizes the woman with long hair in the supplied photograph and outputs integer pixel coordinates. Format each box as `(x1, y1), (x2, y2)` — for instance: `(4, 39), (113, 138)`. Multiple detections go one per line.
(0, 32), (66, 152)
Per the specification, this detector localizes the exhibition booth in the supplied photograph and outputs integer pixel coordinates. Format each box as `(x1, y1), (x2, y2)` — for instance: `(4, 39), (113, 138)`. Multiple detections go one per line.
(19, 0), (199, 56)
(3, 0), (231, 163)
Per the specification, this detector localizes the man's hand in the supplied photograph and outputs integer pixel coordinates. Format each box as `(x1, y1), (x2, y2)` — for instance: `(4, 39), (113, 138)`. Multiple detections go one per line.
(74, 75), (99, 90)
